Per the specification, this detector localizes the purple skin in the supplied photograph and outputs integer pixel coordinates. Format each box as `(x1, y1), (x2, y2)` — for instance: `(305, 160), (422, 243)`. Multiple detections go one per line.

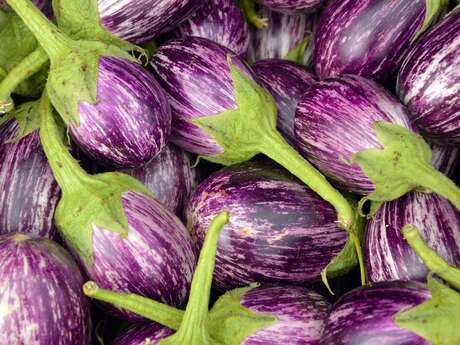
(98, 0), (202, 43)
(255, 0), (325, 13)
(365, 191), (460, 283)
(0, 119), (60, 239)
(430, 143), (459, 177)
(186, 160), (347, 291)
(321, 281), (430, 345)
(294, 74), (415, 195)
(397, 7), (460, 143)
(111, 324), (173, 345)
(248, 6), (315, 64)
(314, 0), (428, 83)
(252, 59), (315, 146)
(240, 285), (330, 345)
(82, 191), (196, 320)
(124, 144), (199, 217)
(71, 56), (171, 169)
(176, 0), (250, 56)
(0, 234), (91, 345)
(151, 37), (250, 156)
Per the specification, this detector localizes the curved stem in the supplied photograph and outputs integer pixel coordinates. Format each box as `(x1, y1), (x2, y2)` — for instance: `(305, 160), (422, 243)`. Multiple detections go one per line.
(350, 231), (366, 285)
(5, 0), (69, 59)
(39, 93), (89, 195)
(402, 225), (460, 290)
(83, 281), (184, 330)
(0, 47), (49, 113)
(239, 0), (267, 29)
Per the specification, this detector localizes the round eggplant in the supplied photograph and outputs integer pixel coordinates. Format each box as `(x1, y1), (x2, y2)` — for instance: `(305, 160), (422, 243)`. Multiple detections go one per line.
(430, 143), (459, 177)
(112, 324), (173, 345)
(255, 0), (325, 13)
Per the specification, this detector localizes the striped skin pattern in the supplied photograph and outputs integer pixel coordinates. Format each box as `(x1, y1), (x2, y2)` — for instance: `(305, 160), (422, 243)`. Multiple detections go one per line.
(0, 234), (91, 345)
(365, 191), (460, 283)
(430, 143), (458, 176)
(111, 324), (173, 345)
(98, 0), (201, 43)
(314, 0), (426, 83)
(0, 119), (60, 238)
(321, 281), (430, 345)
(255, 0), (324, 13)
(84, 191), (196, 320)
(71, 56), (171, 169)
(151, 37), (251, 156)
(186, 161), (347, 291)
(248, 6), (315, 65)
(176, 0), (250, 56)
(241, 285), (330, 345)
(294, 75), (415, 195)
(124, 144), (199, 218)
(253, 59), (316, 146)
(397, 7), (460, 143)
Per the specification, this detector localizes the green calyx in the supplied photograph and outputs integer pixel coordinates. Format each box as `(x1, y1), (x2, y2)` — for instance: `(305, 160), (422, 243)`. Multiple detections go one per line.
(413, 0), (449, 42)
(1, 100), (41, 142)
(239, 0), (268, 29)
(39, 93), (152, 265)
(285, 35), (312, 66)
(352, 121), (460, 212)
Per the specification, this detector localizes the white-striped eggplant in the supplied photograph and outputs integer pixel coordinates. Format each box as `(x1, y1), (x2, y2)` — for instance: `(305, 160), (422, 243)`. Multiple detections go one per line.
(0, 101), (59, 238)
(397, 6), (460, 143)
(0, 233), (91, 345)
(431, 143), (459, 177)
(294, 74), (460, 211)
(321, 281), (431, 345)
(176, 0), (250, 56)
(313, 0), (448, 83)
(255, 0), (325, 13)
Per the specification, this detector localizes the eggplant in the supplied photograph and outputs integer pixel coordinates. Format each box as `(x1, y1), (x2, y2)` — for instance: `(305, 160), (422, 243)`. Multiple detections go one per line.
(176, 0), (249, 56)
(313, 0), (447, 83)
(431, 143), (459, 177)
(365, 191), (460, 283)
(255, 0), (325, 13)
(397, 6), (460, 143)
(85, 212), (331, 345)
(321, 281), (430, 345)
(0, 102), (59, 238)
(112, 324), (174, 345)
(294, 74), (460, 210)
(252, 59), (315, 145)
(248, 5), (315, 65)
(5, 0), (172, 168)
(124, 144), (198, 218)
(0, 234), (91, 345)
(38, 94), (196, 320)
(186, 160), (348, 291)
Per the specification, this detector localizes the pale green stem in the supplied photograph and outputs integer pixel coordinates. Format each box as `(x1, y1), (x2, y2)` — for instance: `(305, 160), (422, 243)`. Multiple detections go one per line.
(239, 0), (268, 29)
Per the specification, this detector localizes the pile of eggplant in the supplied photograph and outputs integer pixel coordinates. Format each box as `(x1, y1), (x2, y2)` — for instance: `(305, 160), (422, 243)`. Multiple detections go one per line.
(0, 0), (459, 344)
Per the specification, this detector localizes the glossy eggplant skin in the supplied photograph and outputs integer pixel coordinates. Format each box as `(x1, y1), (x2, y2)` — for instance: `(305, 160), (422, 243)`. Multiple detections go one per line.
(176, 0), (249, 56)
(397, 7), (460, 143)
(0, 234), (91, 345)
(313, 0), (436, 83)
(431, 143), (459, 177)
(186, 160), (347, 291)
(111, 324), (173, 345)
(365, 192), (460, 283)
(294, 74), (415, 195)
(0, 118), (60, 239)
(321, 281), (430, 345)
(253, 59), (315, 146)
(255, 0), (325, 13)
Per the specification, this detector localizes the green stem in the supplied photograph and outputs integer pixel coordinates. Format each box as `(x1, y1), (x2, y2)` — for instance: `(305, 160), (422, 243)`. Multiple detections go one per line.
(402, 225), (460, 291)
(83, 281), (184, 330)
(39, 93), (90, 195)
(239, 0), (267, 29)
(5, 0), (69, 59)
(159, 211), (230, 345)
(410, 162), (460, 210)
(0, 47), (49, 113)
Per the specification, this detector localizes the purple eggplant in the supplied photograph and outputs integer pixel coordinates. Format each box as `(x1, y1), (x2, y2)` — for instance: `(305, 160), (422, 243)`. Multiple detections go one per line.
(294, 74), (460, 210)
(248, 6), (315, 65)
(0, 234), (91, 344)
(321, 281), (430, 345)
(313, 0), (447, 83)
(255, 0), (324, 13)
(176, 0), (250, 56)
(253, 59), (315, 145)
(112, 324), (174, 345)
(0, 102), (59, 238)
(186, 160), (348, 291)
(124, 144), (198, 218)
(397, 6), (460, 143)
(430, 143), (459, 177)
(365, 192), (460, 283)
